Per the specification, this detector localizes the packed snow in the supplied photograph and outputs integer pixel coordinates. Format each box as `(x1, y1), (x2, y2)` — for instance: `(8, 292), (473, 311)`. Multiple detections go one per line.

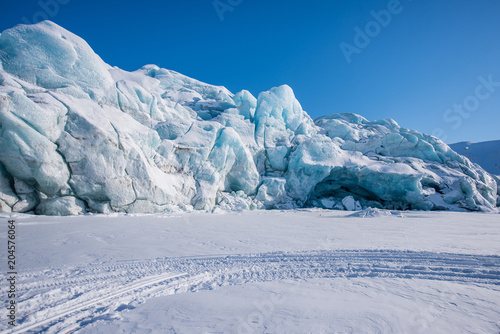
(0, 21), (499, 215)
(0, 210), (499, 333)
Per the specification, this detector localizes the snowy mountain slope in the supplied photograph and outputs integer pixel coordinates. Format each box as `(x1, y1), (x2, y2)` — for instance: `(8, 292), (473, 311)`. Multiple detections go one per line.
(0, 21), (498, 215)
(449, 140), (500, 177)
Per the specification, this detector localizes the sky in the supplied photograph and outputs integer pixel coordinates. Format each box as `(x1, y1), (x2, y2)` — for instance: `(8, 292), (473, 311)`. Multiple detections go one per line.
(1, 0), (499, 143)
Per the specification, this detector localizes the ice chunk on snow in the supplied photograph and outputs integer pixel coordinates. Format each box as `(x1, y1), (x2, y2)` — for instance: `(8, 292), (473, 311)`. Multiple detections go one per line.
(256, 177), (294, 209)
(36, 196), (85, 216)
(342, 196), (362, 211)
(348, 207), (404, 218)
(216, 191), (263, 211)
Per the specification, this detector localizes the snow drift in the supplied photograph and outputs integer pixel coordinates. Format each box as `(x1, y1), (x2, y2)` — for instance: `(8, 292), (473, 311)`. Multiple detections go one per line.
(0, 21), (498, 215)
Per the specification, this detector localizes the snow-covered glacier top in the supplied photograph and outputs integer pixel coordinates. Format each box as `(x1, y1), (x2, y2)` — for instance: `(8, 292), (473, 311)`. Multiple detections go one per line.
(0, 21), (498, 215)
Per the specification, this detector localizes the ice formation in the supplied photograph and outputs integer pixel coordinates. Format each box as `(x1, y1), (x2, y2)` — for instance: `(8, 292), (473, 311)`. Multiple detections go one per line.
(0, 21), (498, 215)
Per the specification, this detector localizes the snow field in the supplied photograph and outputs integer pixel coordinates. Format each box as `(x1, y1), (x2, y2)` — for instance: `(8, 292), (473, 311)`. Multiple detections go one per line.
(0, 210), (499, 333)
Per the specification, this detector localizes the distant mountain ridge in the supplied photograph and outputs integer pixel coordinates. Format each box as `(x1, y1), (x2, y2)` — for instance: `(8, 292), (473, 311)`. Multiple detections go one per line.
(449, 140), (500, 176)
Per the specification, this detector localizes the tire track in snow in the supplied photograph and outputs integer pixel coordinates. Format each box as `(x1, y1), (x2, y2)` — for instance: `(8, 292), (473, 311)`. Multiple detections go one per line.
(3, 250), (500, 333)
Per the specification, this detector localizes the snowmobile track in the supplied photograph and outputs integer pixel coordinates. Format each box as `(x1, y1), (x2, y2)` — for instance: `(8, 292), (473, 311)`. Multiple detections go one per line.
(3, 249), (500, 333)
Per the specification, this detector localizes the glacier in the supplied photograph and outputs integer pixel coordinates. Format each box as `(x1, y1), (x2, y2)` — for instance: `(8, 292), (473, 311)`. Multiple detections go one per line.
(0, 21), (498, 215)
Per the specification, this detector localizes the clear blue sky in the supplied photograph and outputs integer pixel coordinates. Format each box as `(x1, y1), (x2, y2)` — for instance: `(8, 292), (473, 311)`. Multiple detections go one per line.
(1, 0), (499, 143)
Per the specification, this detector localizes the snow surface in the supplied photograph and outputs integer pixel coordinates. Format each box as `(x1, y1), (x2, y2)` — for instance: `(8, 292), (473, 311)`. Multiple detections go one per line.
(450, 140), (500, 177)
(1, 210), (499, 333)
(0, 21), (499, 215)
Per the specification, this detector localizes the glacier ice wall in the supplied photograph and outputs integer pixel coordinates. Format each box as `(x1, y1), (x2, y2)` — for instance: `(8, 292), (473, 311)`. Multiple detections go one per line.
(0, 21), (498, 215)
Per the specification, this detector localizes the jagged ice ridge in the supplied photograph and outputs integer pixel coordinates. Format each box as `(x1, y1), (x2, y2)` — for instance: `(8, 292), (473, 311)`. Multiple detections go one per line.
(0, 21), (498, 215)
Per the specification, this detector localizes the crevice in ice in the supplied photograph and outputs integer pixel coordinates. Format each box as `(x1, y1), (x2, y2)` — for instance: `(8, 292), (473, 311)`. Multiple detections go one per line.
(149, 95), (156, 119)
(180, 122), (194, 139)
(10, 78), (48, 95)
(115, 82), (122, 110)
(395, 137), (406, 151)
(420, 177), (443, 194)
(109, 122), (125, 151)
(0, 162), (20, 209)
(7, 106), (49, 142)
(207, 128), (224, 161)
(47, 94), (89, 210)
(47, 91), (71, 116)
